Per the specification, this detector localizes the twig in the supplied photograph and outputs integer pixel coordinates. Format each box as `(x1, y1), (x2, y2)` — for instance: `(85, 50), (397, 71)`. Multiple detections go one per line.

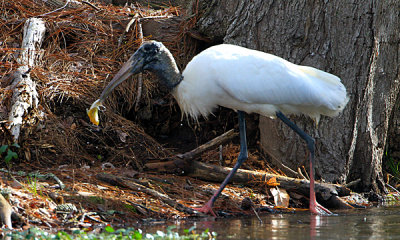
(96, 173), (195, 214)
(36, 0), (70, 17)
(117, 15), (138, 47)
(140, 15), (171, 21)
(0, 169), (65, 190)
(262, 149), (299, 177)
(127, 200), (159, 215)
(252, 206), (262, 223)
(386, 183), (400, 195)
(297, 167), (307, 180)
(116, 14), (171, 110)
(40, 173), (65, 190)
(79, 212), (86, 224)
(134, 18), (144, 111)
(85, 212), (103, 223)
(219, 145), (223, 165)
(82, 1), (100, 11)
(302, 165), (310, 180)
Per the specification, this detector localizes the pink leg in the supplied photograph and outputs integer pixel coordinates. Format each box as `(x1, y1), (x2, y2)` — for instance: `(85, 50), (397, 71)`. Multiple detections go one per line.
(276, 111), (332, 215)
(192, 160), (243, 217)
(193, 111), (248, 217)
(309, 159), (332, 215)
(193, 199), (217, 217)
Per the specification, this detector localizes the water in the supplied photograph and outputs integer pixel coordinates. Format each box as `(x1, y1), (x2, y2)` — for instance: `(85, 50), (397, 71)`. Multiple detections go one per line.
(140, 207), (400, 239)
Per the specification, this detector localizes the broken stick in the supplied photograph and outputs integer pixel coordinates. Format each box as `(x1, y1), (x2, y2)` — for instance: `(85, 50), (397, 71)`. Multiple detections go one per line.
(96, 173), (195, 214)
(145, 129), (237, 173)
(176, 129), (238, 160)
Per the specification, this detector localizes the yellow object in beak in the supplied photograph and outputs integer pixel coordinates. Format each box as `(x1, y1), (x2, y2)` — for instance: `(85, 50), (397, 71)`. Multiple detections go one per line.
(87, 99), (103, 125)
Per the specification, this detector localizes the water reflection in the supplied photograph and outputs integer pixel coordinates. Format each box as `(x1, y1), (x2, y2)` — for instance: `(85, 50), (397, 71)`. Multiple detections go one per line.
(140, 207), (400, 239)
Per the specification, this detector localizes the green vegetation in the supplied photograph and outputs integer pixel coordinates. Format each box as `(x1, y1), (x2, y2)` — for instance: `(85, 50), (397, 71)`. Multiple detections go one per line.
(88, 195), (106, 204)
(26, 175), (40, 196)
(123, 204), (137, 213)
(385, 149), (400, 183)
(0, 143), (20, 167)
(4, 226), (217, 239)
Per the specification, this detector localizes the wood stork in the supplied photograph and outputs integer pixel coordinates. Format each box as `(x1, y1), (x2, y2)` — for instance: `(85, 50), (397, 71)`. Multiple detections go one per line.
(88, 41), (349, 216)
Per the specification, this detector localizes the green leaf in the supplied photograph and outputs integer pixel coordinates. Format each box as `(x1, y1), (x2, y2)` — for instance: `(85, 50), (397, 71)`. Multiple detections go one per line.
(11, 143), (20, 148)
(105, 225), (115, 233)
(0, 145), (8, 154)
(133, 230), (143, 240)
(5, 149), (17, 164)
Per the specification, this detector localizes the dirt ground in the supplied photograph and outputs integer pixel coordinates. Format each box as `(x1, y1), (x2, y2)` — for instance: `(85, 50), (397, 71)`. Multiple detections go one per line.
(3, 144), (295, 230)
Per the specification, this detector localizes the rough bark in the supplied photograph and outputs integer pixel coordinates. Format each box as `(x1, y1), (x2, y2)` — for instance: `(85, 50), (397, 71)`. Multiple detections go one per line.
(8, 18), (44, 142)
(197, 0), (400, 193)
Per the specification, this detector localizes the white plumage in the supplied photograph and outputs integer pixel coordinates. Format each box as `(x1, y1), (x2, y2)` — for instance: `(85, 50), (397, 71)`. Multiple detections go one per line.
(174, 44), (348, 123)
(89, 41), (349, 216)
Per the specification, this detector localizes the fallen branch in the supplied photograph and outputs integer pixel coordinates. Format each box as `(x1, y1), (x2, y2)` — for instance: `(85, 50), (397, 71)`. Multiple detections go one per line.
(176, 129), (238, 160)
(36, 0), (71, 17)
(187, 160), (352, 208)
(82, 1), (100, 11)
(40, 0), (81, 12)
(145, 158), (190, 174)
(145, 129), (237, 172)
(0, 169), (65, 190)
(96, 173), (195, 214)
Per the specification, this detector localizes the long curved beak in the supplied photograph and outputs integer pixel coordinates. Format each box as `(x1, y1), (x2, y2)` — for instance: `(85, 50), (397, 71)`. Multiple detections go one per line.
(98, 51), (144, 102)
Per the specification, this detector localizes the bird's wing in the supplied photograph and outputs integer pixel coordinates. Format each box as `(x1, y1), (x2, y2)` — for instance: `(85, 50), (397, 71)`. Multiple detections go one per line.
(208, 48), (344, 110)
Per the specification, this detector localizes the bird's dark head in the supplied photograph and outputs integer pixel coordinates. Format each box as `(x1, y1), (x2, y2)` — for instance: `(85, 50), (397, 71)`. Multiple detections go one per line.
(135, 41), (164, 70)
(98, 41), (181, 101)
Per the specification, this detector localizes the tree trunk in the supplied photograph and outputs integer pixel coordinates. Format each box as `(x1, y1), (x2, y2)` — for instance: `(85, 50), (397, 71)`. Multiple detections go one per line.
(197, 0), (400, 193)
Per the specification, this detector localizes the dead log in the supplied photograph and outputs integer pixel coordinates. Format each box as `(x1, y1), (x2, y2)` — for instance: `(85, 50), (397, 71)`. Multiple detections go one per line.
(145, 158), (190, 174)
(8, 18), (45, 142)
(146, 157), (352, 209)
(96, 173), (195, 214)
(188, 160), (352, 209)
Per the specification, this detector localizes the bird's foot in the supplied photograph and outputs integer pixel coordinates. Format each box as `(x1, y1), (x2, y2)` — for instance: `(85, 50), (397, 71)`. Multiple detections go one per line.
(310, 200), (332, 215)
(193, 200), (217, 217)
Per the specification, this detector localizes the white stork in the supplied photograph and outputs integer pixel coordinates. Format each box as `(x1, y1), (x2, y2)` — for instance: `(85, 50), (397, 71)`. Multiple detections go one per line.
(88, 41), (349, 216)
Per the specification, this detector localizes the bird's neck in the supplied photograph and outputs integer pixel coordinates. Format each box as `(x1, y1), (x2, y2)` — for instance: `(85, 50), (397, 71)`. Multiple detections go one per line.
(155, 66), (182, 90)
(153, 50), (183, 90)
